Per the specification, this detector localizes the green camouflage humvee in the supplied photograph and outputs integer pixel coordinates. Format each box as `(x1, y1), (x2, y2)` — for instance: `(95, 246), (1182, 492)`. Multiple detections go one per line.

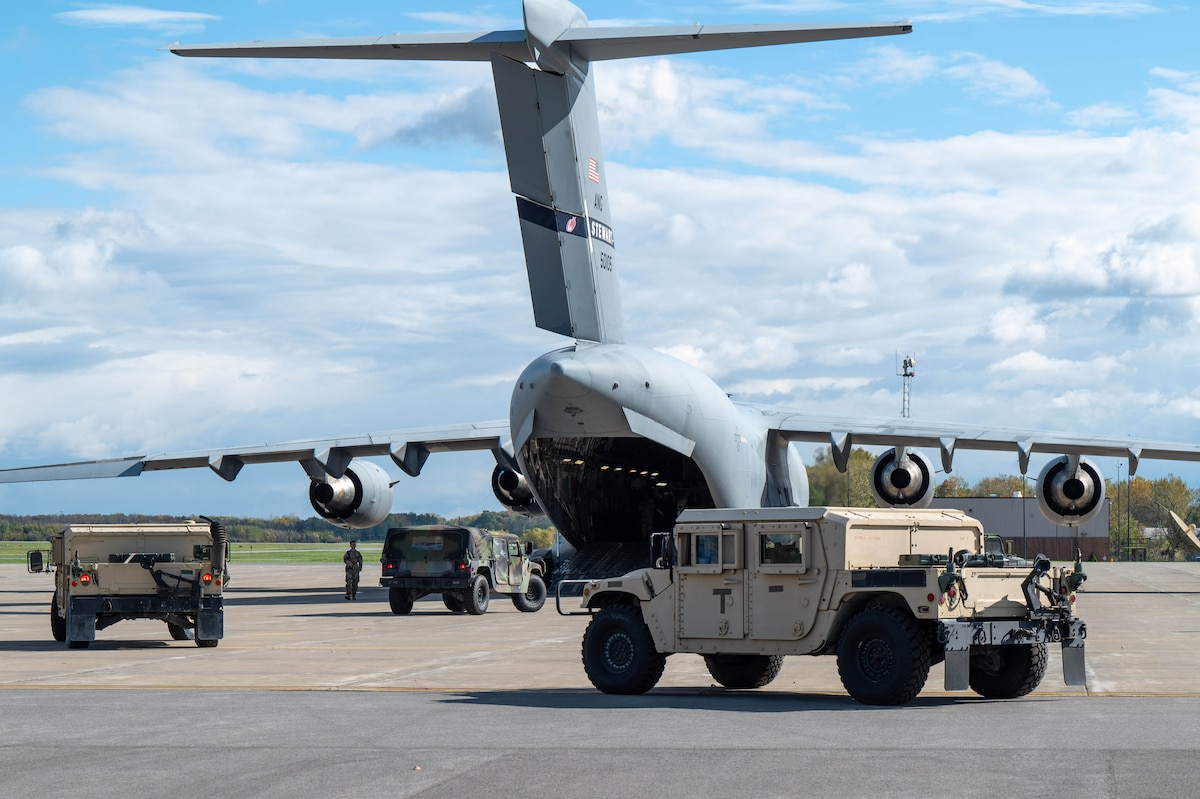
(380, 525), (546, 615)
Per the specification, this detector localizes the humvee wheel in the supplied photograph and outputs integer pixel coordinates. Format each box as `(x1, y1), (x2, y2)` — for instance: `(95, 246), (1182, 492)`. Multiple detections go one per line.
(704, 654), (784, 689)
(195, 637), (219, 648)
(581, 605), (666, 695)
(50, 597), (66, 643)
(837, 606), (931, 706)
(389, 587), (415, 615)
(969, 643), (1048, 699)
(442, 594), (466, 614)
(465, 575), (490, 615)
(67, 639), (90, 650)
(167, 622), (192, 641)
(512, 574), (547, 613)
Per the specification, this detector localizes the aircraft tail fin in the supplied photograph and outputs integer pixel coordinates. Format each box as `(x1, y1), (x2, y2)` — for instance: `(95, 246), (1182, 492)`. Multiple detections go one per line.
(170, 0), (911, 343)
(492, 54), (621, 343)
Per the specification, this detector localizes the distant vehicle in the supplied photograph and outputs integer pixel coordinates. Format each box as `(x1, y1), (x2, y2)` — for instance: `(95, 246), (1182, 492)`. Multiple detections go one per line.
(380, 525), (546, 615)
(562, 507), (1087, 705)
(27, 518), (227, 648)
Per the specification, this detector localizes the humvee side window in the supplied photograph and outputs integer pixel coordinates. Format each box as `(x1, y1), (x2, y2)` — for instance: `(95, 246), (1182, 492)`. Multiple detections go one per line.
(508, 542), (522, 557)
(761, 533), (803, 565)
(695, 534), (720, 565)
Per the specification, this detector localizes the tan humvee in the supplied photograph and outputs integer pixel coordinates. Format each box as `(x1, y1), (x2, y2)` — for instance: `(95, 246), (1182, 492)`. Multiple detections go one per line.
(27, 519), (228, 649)
(562, 507), (1086, 706)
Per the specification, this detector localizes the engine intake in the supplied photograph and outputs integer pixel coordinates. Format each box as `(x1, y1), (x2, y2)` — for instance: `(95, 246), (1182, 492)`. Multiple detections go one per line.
(870, 448), (935, 509)
(491, 466), (541, 515)
(1036, 455), (1105, 527)
(310, 459), (393, 529)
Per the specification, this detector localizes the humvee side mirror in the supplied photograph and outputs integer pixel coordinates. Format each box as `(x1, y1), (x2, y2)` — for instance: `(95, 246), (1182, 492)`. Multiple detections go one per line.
(27, 550), (46, 574)
(650, 532), (675, 569)
(524, 541), (533, 556)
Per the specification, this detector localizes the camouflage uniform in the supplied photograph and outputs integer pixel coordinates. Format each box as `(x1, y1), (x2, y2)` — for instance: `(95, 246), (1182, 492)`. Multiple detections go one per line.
(344, 541), (363, 600)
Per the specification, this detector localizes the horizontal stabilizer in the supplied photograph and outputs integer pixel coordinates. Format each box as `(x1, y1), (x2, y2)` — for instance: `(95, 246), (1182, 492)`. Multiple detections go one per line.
(169, 30), (532, 62)
(168, 21), (910, 65)
(561, 21), (912, 61)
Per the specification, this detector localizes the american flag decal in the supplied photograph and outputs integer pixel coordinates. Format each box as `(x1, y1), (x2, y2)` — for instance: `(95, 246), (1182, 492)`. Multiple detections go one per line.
(588, 158), (600, 183)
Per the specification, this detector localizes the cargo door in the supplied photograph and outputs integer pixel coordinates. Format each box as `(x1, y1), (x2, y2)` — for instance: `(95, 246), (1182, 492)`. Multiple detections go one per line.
(748, 522), (827, 640)
(395, 531), (463, 577)
(676, 524), (745, 640)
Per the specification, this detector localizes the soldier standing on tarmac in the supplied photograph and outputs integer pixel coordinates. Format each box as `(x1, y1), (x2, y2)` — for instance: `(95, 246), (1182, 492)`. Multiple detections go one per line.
(344, 540), (363, 600)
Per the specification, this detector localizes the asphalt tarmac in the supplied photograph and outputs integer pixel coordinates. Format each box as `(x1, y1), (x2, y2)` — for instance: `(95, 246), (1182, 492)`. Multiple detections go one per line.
(3, 561), (1200, 798)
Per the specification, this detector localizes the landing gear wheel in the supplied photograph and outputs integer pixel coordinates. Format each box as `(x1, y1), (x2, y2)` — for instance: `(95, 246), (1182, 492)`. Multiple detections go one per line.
(168, 622), (193, 641)
(704, 654), (784, 689)
(442, 594), (466, 614)
(67, 639), (90, 649)
(969, 643), (1048, 699)
(511, 574), (547, 613)
(195, 637), (219, 648)
(50, 597), (66, 643)
(464, 576), (490, 615)
(389, 587), (414, 615)
(837, 606), (931, 706)
(581, 605), (666, 695)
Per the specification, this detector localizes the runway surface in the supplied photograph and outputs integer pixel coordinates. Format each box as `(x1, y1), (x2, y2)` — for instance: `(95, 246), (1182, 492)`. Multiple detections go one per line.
(3, 561), (1200, 797)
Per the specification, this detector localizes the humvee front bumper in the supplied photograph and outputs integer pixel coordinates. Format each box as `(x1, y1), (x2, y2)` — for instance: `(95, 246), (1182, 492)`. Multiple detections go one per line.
(939, 616), (1087, 690)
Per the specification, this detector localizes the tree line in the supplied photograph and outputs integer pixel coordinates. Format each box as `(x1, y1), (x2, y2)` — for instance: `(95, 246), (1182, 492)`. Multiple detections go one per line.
(0, 509), (558, 549)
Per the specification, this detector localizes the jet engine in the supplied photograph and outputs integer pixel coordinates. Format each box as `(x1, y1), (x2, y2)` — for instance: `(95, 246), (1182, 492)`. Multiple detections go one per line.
(1036, 455), (1105, 526)
(309, 459), (393, 529)
(869, 449), (935, 509)
(491, 465), (541, 516)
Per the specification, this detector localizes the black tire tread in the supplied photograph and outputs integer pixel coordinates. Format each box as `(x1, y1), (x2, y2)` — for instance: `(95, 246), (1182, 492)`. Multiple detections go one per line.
(836, 605), (931, 706)
(969, 643), (1048, 699)
(581, 604), (666, 695)
(704, 654), (785, 689)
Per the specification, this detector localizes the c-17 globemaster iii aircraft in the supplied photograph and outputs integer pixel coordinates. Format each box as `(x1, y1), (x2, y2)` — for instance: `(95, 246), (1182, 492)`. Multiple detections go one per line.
(5, 0), (1200, 579)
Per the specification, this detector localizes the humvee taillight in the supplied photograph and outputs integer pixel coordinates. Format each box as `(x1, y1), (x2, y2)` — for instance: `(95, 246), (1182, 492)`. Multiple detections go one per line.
(78, 573), (91, 585)
(201, 572), (214, 585)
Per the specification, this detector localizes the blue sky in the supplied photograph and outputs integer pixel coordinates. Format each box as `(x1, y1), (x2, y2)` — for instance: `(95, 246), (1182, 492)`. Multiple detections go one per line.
(2, 1), (1200, 520)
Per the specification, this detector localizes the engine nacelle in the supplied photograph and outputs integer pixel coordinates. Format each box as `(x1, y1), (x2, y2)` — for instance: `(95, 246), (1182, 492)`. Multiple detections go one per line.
(870, 448), (935, 509)
(491, 465), (541, 516)
(309, 459), (393, 529)
(1036, 455), (1105, 527)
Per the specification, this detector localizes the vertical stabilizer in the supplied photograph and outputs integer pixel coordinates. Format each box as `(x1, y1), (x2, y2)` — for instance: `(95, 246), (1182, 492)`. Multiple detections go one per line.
(492, 52), (623, 343)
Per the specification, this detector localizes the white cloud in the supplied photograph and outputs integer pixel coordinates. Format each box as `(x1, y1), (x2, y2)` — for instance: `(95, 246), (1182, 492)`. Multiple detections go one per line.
(56, 5), (219, 34)
(990, 305), (1047, 344)
(1066, 102), (1139, 128)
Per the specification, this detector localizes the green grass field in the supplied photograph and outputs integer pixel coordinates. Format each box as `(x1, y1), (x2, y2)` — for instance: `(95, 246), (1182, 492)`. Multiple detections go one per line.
(0, 541), (382, 565)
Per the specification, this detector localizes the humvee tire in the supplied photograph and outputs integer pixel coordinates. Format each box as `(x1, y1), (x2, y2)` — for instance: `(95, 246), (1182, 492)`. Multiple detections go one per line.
(704, 654), (784, 689)
(442, 594), (466, 613)
(837, 606), (931, 706)
(582, 604), (666, 695)
(50, 597), (66, 643)
(512, 574), (547, 613)
(389, 587), (414, 615)
(168, 622), (192, 641)
(465, 575), (490, 615)
(195, 636), (219, 648)
(969, 643), (1048, 699)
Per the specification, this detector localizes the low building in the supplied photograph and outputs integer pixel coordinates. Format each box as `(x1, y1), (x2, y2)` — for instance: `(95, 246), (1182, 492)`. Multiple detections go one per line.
(930, 496), (1110, 561)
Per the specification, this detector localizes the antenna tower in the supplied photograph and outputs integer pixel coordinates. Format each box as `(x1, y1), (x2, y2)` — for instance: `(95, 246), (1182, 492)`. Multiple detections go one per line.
(898, 354), (916, 418)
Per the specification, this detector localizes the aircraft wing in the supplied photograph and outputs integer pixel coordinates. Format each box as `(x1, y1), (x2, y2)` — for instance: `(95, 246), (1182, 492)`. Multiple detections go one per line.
(751, 406), (1200, 476)
(166, 21), (910, 63)
(0, 421), (511, 484)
